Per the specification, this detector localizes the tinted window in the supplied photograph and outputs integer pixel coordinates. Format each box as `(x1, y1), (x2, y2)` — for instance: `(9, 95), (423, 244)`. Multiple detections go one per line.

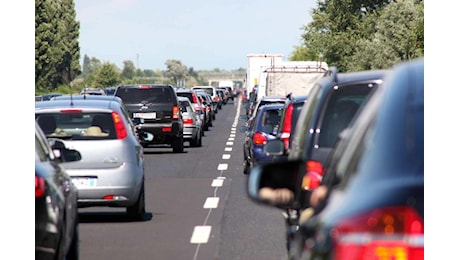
(116, 87), (173, 103)
(317, 84), (375, 147)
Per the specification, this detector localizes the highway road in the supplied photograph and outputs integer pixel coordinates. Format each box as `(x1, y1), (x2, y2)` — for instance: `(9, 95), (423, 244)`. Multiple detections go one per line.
(77, 96), (289, 260)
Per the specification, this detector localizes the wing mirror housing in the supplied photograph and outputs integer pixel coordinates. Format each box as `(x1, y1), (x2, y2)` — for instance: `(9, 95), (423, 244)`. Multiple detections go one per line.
(247, 159), (308, 210)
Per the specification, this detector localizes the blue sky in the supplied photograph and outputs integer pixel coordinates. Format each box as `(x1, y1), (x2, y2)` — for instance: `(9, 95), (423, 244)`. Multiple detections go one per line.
(75, 0), (316, 71)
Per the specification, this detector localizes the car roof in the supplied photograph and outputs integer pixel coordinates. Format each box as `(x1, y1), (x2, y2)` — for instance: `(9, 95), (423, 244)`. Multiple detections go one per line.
(35, 99), (121, 111)
(322, 68), (388, 87)
(51, 94), (123, 103)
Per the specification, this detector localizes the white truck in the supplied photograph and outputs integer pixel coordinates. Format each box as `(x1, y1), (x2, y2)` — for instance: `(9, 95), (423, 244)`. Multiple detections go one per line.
(263, 60), (328, 98)
(246, 54), (328, 101)
(245, 53), (284, 99)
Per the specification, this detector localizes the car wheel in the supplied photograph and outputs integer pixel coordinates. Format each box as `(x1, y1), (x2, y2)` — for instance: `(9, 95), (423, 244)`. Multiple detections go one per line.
(66, 220), (79, 260)
(209, 119), (213, 127)
(197, 130), (202, 147)
(204, 122), (209, 131)
(127, 180), (146, 220)
(243, 160), (250, 175)
(190, 132), (200, 147)
(172, 136), (184, 153)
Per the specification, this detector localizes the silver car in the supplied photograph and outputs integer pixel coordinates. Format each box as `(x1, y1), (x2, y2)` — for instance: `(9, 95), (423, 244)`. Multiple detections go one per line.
(178, 96), (203, 147)
(35, 98), (146, 220)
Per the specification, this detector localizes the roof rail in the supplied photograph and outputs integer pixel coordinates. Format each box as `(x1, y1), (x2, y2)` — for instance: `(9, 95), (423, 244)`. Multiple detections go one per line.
(325, 67), (339, 83)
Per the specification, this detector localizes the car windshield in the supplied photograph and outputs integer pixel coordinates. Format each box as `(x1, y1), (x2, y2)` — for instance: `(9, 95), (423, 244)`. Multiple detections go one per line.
(36, 112), (118, 140)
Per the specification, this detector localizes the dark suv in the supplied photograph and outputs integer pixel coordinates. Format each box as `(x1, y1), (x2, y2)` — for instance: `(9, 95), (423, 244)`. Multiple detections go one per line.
(115, 84), (184, 153)
(261, 67), (387, 252)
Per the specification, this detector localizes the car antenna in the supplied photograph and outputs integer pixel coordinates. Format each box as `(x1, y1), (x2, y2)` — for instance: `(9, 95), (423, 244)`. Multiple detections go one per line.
(70, 82), (74, 106)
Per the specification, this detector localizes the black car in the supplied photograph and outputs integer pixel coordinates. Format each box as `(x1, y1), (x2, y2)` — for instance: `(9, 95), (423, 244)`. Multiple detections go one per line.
(248, 58), (424, 259)
(35, 122), (82, 260)
(115, 84), (184, 153)
(259, 68), (387, 252)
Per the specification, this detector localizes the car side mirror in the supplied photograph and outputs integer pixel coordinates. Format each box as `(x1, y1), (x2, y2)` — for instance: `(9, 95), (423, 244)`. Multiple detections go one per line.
(247, 159), (307, 209)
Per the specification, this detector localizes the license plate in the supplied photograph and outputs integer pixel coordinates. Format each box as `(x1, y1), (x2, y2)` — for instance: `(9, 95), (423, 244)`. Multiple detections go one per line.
(133, 112), (156, 119)
(72, 177), (97, 187)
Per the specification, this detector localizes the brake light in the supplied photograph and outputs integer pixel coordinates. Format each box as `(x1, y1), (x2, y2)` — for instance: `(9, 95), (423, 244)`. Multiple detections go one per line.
(138, 85), (152, 89)
(172, 105), (180, 120)
(35, 176), (45, 198)
(111, 111), (127, 139)
(301, 160), (324, 190)
(212, 96), (219, 102)
(332, 206), (424, 260)
(60, 109), (82, 113)
(281, 104), (294, 149)
(192, 93), (198, 104)
(253, 132), (267, 145)
(183, 117), (194, 125)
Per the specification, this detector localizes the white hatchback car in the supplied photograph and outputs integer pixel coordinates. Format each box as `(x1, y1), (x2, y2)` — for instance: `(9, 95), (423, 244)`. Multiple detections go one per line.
(35, 97), (146, 220)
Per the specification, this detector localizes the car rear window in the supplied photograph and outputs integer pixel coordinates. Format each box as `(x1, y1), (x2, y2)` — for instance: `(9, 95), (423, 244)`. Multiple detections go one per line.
(36, 112), (117, 140)
(176, 92), (193, 102)
(116, 86), (174, 104)
(193, 88), (213, 96)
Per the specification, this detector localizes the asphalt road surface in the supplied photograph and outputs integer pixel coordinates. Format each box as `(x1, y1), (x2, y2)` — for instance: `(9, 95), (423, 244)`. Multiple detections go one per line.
(78, 96), (289, 260)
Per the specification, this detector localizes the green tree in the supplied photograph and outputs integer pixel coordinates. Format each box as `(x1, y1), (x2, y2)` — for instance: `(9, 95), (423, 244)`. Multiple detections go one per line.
(121, 60), (136, 80)
(35, 0), (80, 92)
(93, 62), (121, 88)
(348, 0), (424, 71)
(289, 45), (318, 61)
(36, 0), (61, 92)
(300, 0), (393, 71)
(56, 0), (81, 85)
(165, 59), (188, 86)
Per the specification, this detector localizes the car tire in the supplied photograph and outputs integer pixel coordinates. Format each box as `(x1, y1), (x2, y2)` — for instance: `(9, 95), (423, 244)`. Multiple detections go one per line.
(243, 159), (250, 175)
(172, 136), (184, 153)
(127, 180), (146, 220)
(190, 131), (201, 147)
(197, 131), (202, 147)
(66, 221), (79, 260)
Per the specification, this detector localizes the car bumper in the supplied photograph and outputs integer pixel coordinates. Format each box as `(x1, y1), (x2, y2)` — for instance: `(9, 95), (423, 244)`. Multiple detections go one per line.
(65, 162), (144, 208)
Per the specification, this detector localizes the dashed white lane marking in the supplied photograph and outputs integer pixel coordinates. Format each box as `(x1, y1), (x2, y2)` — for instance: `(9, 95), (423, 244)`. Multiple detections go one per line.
(190, 226), (212, 244)
(192, 97), (243, 260)
(222, 154), (231, 159)
(228, 137), (235, 141)
(211, 178), (224, 187)
(217, 164), (228, 171)
(203, 197), (219, 208)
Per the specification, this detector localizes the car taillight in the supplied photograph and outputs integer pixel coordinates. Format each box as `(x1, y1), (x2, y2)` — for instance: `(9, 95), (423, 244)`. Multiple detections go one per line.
(60, 109), (82, 113)
(212, 96), (219, 102)
(183, 116), (194, 125)
(332, 206), (424, 260)
(253, 132), (267, 145)
(192, 94), (198, 103)
(281, 104), (294, 149)
(111, 111), (127, 139)
(138, 85), (152, 89)
(35, 176), (45, 198)
(172, 105), (180, 120)
(301, 160), (324, 190)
